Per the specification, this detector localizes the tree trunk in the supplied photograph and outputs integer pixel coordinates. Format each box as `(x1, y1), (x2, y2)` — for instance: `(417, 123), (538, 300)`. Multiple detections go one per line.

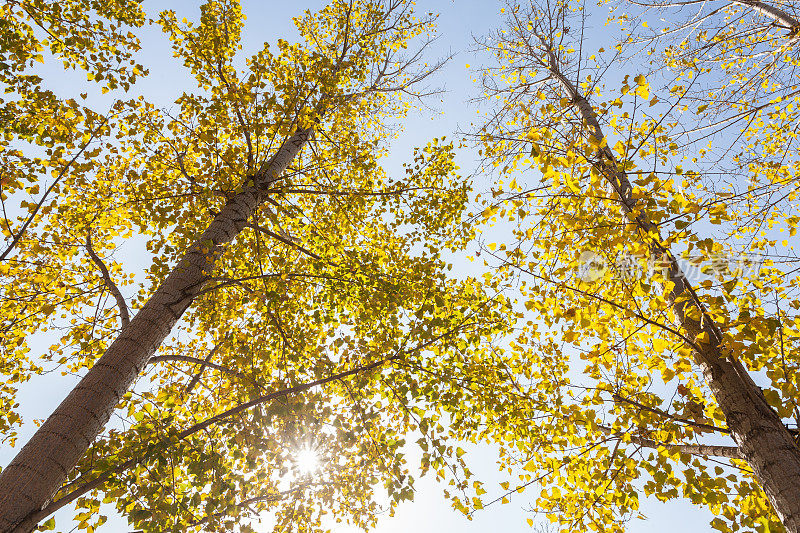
(546, 56), (800, 532)
(0, 127), (312, 532)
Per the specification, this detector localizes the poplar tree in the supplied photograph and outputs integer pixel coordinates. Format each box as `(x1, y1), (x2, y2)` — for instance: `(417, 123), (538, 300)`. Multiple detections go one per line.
(471, 0), (800, 531)
(0, 1), (509, 531)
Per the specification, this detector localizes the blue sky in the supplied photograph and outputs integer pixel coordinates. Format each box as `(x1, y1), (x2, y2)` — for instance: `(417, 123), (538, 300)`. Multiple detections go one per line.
(3, 1), (723, 531)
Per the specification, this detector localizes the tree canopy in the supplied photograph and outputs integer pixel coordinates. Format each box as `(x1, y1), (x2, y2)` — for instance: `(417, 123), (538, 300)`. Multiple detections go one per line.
(0, 1), (510, 531)
(471, 0), (800, 532)
(4, 0), (800, 532)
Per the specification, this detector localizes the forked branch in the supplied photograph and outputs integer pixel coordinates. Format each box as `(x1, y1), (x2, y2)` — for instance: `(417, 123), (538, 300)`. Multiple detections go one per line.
(85, 234), (130, 328)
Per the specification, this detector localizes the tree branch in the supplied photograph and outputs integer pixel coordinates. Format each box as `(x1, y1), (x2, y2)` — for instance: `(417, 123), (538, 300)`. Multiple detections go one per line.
(183, 338), (228, 396)
(243, 221), (320, 260)
(0, 118), (107, 262)
(598, 425), (742, 459)
(730, 0), (800, 33)
(612, 393), (730, 434)
(188, 482), (331, 527)
(85, 233), (130, 328)
(23, 356), (400, 528)
(148, 354), (244, 380)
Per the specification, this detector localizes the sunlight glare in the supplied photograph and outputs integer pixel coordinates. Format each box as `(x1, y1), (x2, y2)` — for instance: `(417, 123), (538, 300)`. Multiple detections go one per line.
(295, 446), (320, 475)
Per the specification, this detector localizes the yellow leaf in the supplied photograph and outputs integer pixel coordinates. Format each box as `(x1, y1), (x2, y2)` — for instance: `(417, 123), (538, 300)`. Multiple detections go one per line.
(589, 136), (607, 148)
(653, 338), (669, 352)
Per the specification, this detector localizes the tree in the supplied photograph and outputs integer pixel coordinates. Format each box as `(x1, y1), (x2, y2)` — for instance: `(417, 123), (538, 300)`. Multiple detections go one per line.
(470, 0), (800, 531)
(0, 1), (511, 531)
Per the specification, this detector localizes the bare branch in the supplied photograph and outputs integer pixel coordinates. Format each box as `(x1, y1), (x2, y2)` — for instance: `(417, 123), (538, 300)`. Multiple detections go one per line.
(85, 233), (130, 328)
(598, 425), (742, 459)
(183, 339), (228, 396)
(729, 0), (800, 32)
(148, 354), (244, 380)
(243, 221), (321, 260)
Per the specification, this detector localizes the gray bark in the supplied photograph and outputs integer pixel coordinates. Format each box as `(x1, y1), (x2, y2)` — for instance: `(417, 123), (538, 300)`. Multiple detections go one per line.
(597, 426), (743, 459)
(730, 0), (800, 33)
(0, 127), (312, 532)
(546, 54), (800, 532)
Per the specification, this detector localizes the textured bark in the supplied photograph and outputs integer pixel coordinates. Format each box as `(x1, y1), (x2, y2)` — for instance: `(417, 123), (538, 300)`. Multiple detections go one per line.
(546, 54), (800, 532)
(0, 127), (312, 532)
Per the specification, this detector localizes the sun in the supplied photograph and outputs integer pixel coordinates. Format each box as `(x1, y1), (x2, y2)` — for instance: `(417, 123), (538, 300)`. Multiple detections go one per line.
(295, 445), (320, 475)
